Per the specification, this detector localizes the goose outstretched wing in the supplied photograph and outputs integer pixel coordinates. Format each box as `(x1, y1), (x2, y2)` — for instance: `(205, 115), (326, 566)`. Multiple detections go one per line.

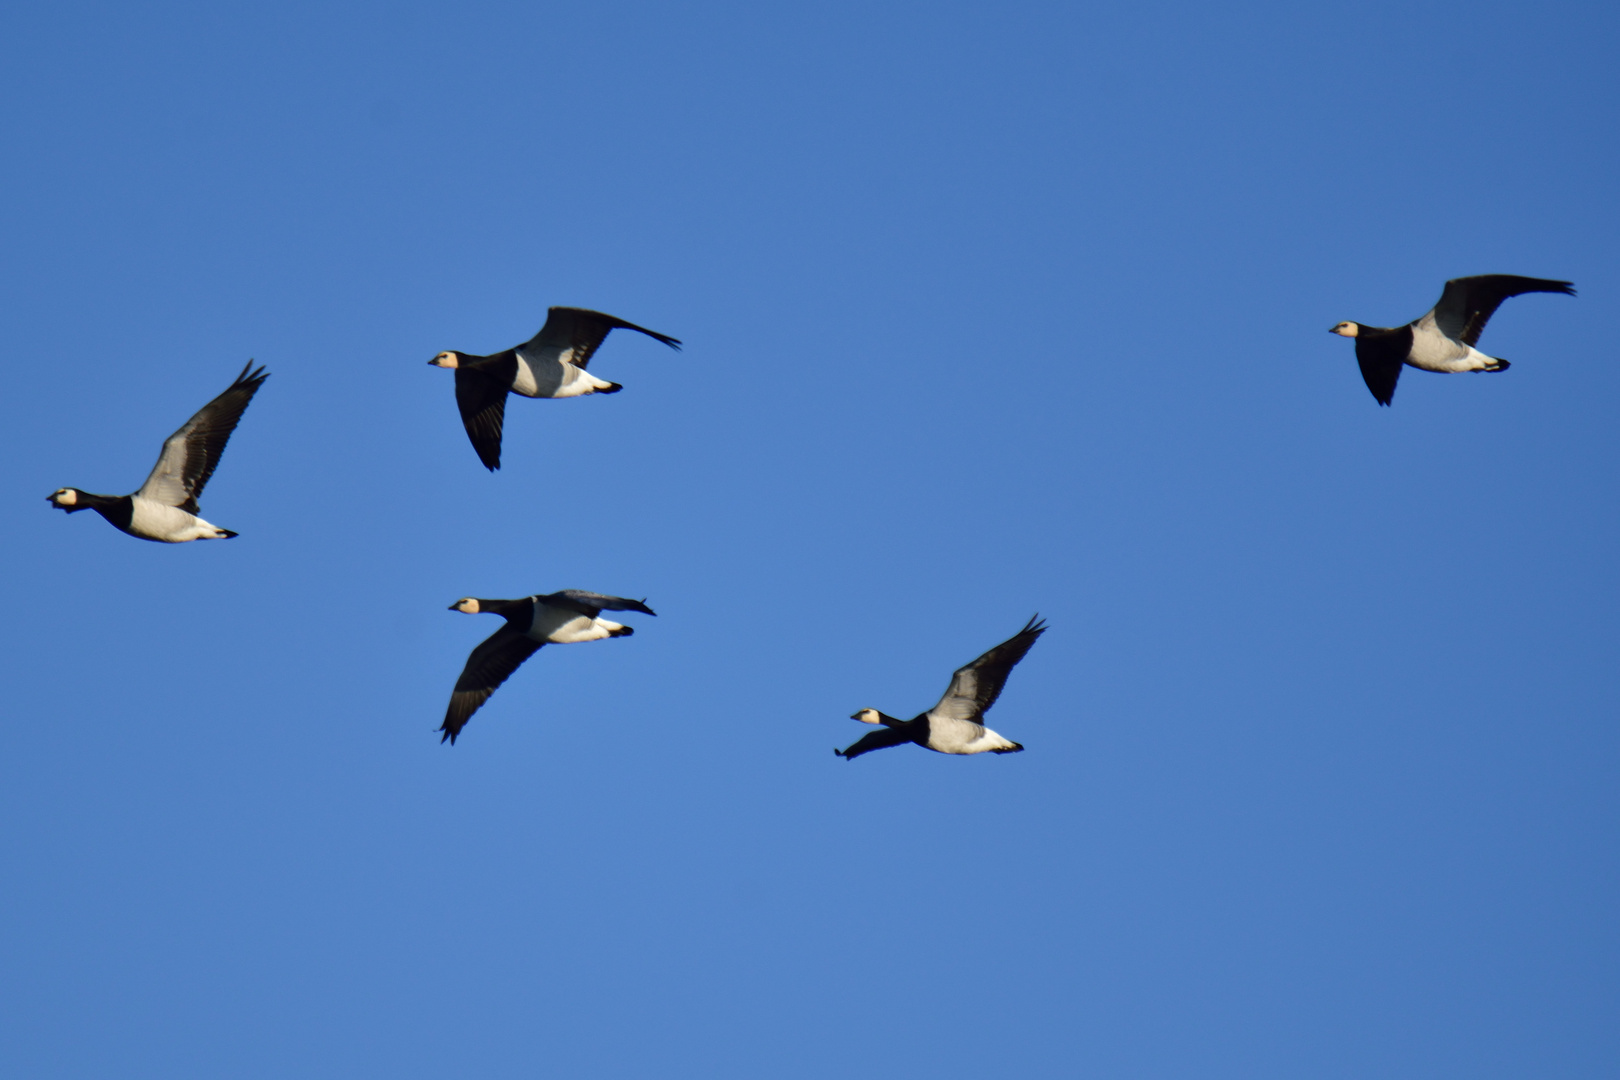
(1355, 334), (1407, 406)
(440, 626), (543, 744)
(546, 590), (657, 618)
(835, 726), (912, 760)
(136, 362), (268, 512)
(1431, 275), (1575, 348)
(454, 368), (509, 471)
(928, 616), (1047, 722)
(522, 307), (681, 370)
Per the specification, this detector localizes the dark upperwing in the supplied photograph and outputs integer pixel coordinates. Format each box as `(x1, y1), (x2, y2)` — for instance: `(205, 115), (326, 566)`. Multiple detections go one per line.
(440, 626), (542, 744)
(1432, 275), (1575, 348)
(835, 725), (915, 760)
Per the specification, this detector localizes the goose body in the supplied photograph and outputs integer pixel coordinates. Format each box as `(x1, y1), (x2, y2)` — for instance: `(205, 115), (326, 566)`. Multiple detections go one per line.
(429, 306), (681, 470)
(47, 362), (268, 542)
(837, 616), (1046, 761)
(439, 589), (656, 744)
(1331, 275), (1574, 405)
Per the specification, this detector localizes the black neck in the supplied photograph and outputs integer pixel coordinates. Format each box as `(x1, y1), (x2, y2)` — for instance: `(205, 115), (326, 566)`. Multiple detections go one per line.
(78, 493), (133, 530)
(895, 713), (931, 743)
(476, 597), (534, 623)
(464, 350), (516, 371)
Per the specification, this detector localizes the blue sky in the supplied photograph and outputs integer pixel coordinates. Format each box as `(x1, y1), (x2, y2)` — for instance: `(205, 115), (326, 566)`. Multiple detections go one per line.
(2, 1), (1617, 1076)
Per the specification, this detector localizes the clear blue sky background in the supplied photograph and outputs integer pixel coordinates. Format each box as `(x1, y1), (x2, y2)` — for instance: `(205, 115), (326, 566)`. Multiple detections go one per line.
(2, 1), (1617, 1076)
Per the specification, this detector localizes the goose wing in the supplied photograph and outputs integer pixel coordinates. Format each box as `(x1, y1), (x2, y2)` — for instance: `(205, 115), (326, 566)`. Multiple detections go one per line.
(440, 626), (543, 744)
(929, 616), (1047, 722)
(1431, 275), (1575, 347)
(136, 362), (268, 512)
(835, 726), (913, 760)
(522, 307), (681, 370)
(1355, 334), (1406, 406)
(545, 590), (658, 618)
(454, 368), (509, 471)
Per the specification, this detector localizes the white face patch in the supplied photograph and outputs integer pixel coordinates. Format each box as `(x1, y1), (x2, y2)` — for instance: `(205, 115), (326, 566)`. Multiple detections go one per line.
(1331, 322), (1360, 338)
(854, 708), (882, 724)
(453, 598), (480, 614)
(431, 352), (460, 369)
(51, 488), (77, 506)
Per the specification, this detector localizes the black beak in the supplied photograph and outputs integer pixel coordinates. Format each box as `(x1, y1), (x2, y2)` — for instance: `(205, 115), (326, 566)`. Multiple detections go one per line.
(849, 712), (862, 721)
(448, 602), (461, 610)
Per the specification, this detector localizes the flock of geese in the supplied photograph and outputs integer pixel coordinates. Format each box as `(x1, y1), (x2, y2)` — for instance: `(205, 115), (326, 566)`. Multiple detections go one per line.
(48, 275), (1575, 756)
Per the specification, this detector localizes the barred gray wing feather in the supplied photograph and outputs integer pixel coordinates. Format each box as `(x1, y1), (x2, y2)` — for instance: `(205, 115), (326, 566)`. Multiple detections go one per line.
(546, 590), (657, 617)
(930, 616), (1047, 721)
(524, 307), (681, 370)
(1432, 275), (1575, 348)
(137, 362), (268, 512)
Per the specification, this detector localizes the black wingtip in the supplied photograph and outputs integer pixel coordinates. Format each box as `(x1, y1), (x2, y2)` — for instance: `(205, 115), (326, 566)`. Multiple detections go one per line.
(234, 360), (270, 387)
(834, 748), (846, 758)
(217, 529), (239, 539)
(439, 727), (458, 745)
(633, 324), (682, 351)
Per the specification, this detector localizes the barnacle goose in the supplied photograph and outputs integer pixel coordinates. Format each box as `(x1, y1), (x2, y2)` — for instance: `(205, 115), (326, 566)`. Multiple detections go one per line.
(1331, 275), (1575, 405)
(438, 590), (656, 744)
(837, 616), (1046, 761)
(46, 362), (268, 542)
(429, 306), (681, 471)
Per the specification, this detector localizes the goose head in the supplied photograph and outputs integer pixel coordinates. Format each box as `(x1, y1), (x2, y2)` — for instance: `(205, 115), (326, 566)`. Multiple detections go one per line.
(449, 598), (481, 614)
(428, 351), (462, 369)
(1329, 322), (1360, 338)
(47, 488), (83, 511)
(851, 708), (884, 724)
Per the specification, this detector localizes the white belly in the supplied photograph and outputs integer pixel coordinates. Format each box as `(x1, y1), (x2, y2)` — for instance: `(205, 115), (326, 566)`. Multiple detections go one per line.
(513, 348), (609, 399)
(1407, 320), (1488, 373)
(925, 717), (985, 754)
(527, 603), (616, 644)
(128, 497), (220, 542)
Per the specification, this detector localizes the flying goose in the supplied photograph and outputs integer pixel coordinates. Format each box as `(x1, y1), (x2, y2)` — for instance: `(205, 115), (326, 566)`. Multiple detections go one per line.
(47, 362), (269, 542)
(429, 306), (681, 470)
(439, 590), (656, 744)
(1331, 275), (1575, 405)
(837, 616), (1046, 761)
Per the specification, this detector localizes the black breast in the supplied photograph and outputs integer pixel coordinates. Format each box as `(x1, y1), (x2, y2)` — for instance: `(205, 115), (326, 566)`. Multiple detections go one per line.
(505, 597), (536, 628)
(92, 495), (135, 533)
(484, 351), (520, 389)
